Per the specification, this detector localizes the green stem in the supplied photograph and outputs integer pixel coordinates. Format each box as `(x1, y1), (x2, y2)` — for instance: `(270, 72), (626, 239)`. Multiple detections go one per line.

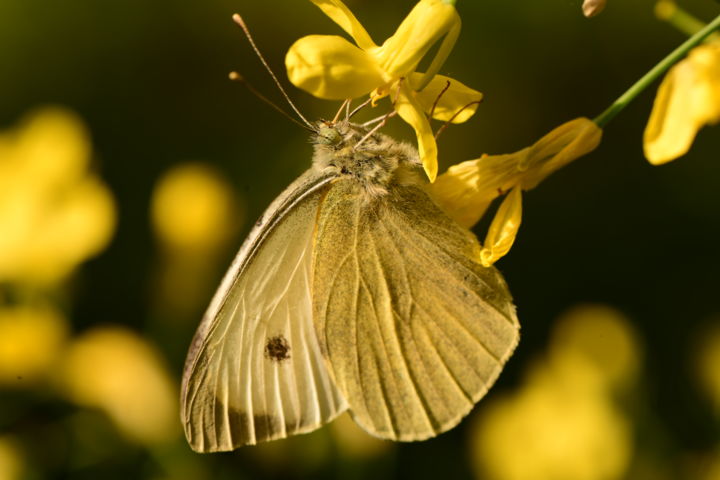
(655, 0), (706, 36)
(593, 12), (720, 127)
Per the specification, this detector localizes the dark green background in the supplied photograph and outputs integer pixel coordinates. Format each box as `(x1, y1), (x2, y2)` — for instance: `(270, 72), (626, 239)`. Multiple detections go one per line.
(1, 0), (719, 478)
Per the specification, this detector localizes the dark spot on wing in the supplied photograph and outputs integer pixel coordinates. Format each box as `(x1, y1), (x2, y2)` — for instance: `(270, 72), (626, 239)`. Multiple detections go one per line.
(265, 335), (291, 362)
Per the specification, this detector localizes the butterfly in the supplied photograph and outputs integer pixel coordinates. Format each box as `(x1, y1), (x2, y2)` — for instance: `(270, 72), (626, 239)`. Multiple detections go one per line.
(180, 120), (519, 452)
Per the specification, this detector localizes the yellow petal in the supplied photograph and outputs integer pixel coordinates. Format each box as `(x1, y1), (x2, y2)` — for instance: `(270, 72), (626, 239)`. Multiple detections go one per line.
(286, 35), (386, 100)
(518, 117), (602, 190)
(643, 42), (720, 165)
(427, 150), (528, 228)
(374, 0), (460, 78)
(413, 18), (461, 91)
(410, 73), (483, 123)
(428, 117), (601, 229)
(61, 327), (179, 445)
(394, 84), (439, 181)
(309, 0), (377, 51)
(480, 187), (522, 267)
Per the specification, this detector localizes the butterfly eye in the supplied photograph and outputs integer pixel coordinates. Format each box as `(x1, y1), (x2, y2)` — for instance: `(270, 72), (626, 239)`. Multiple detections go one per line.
(318, 126), (343, 146)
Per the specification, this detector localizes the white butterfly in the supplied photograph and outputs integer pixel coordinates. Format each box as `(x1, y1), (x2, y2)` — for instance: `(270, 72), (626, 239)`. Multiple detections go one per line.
(181, 121), (519, 452)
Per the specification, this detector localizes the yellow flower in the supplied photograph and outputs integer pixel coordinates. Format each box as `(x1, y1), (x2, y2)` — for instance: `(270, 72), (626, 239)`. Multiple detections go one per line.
(549, 305), (641, 391)
(694, 322), (720, 415)
(644, 40), (720, 165)
(151, 162), (241, 253)
(286, 0), (482, 181)
(469, 304), (636, 480)
(150, 162), (243, 316)
(0, 436), (23, 480)
(697, 451), (720, 480)
(0, 108), (116, 285)
(60, 327), (179, 445)
(0, 305), (69, 386)
(330, 413), (392, 459)
(470, 363), (632, 480)
(427, 117), (602, 266)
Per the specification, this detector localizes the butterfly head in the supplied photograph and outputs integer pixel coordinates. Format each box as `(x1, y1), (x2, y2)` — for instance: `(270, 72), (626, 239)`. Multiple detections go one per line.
(311, 121), (424, 196)
(316, 124), (344, 146)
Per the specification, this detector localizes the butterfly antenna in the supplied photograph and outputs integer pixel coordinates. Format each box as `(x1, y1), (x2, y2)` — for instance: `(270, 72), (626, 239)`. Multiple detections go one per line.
(232, 14), (315, 131)
(355, 78), (404, 147)
(434, 100), (483, 140)
(361, 112), (390, 128)
(344, 99), (351, 121)
(332, 99), (350, 124)
(354, 110), (397, 150)
(348, 97), (373, 120)
(229, 72), (315, 132)
(429, 80), (451, 120)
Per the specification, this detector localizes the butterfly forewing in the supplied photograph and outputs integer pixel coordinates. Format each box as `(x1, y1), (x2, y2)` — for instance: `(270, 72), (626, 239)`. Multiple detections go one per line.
(311, 180), (519, 441)
(181, 170), (348, 452)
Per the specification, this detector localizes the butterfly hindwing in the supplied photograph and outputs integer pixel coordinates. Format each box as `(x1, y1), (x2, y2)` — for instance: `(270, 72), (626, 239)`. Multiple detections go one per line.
(181, 171), (348, 452)
(311, 179), (519, 441)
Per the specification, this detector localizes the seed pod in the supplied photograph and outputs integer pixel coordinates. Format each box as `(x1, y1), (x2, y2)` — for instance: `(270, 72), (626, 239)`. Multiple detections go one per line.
(583, 0), (607, 17)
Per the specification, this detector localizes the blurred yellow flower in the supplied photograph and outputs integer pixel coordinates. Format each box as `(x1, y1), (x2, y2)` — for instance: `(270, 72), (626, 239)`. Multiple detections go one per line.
(428, 117), (602, 265)
(469, 304), (638, 480)
(470, 364), (632, 480)
(643, 40), (720, 165)
(0, 436), (23, 480)
(286, 0), (481, 181)
(694, 323), (720, 414)
(699, 450), (720, 480)
(549, 304), (641, 390)
(151, 162), (240, 253)
(330, 412), (392, 459)
(60, 326), (179, 445)
(252, 429), (332, 475)
(150, 162), (242, 316)
(0, 108), (116, 285)
(0, 305), (68, 386)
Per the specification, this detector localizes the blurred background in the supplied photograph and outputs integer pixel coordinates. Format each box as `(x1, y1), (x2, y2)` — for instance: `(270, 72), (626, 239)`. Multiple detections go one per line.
(1, 0), (719, 479)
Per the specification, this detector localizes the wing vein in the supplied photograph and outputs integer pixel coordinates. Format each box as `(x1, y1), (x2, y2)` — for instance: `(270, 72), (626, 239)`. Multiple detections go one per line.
(369, 220), (435, 433)
(378, 216), (448, 430)
(384, 213), (515, 326)
(412, 300), (480, 400)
